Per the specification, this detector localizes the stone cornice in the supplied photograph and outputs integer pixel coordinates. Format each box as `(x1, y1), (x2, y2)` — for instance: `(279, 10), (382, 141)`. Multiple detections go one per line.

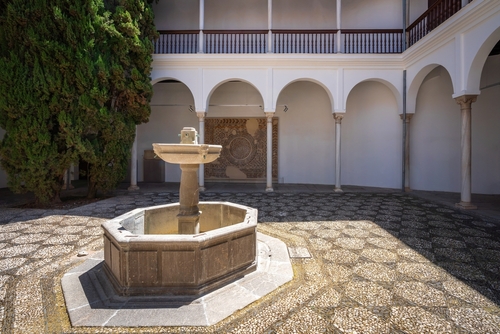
(152, 53), (404, 70)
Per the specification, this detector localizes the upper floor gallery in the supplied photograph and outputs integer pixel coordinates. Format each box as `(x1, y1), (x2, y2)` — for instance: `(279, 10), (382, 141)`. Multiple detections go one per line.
(152, 0), (475, 54)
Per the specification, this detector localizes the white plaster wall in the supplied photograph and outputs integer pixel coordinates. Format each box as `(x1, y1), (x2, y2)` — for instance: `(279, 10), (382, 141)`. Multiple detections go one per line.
(272, 69), (337, 112)
(207, 81), (265, 118)
(342, 81), (402, 189)
(205, 0), (267, 30)
(137, 82), (199, 182)
(410, 66), (461, 192)
(275, 81), (335, 185)
(153, 0), (199, 30)
(342, 0), (402, 29)
(152, 0), (409, 31)
(203, 69), (269, 111)
(472, 54), (500, 194)
(273, 0), (336, 30)
(0, 128), (7, 188)
(408, 0), (428, 24)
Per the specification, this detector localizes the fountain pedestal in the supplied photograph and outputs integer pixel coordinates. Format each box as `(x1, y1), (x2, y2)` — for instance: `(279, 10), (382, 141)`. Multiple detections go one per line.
(178, 163), (201, 234)
(153, 127), (222, 235)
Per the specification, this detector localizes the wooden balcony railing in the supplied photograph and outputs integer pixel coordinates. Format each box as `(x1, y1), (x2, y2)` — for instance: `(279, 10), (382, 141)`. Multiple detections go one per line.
(343, 30), (403, 54)
(154, 0), (475, 55)
(273, 30), (337, 54)
(204, 30), (268, 54)
(406, 0), (463, 47)
(155, 30), (198, 54)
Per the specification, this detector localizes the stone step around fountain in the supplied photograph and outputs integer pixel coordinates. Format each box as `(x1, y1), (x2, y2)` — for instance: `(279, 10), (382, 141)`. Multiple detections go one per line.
(61, 232), (292, 327)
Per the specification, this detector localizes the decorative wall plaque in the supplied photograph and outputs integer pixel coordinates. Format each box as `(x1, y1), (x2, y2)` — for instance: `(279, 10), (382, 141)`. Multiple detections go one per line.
(205, 118), (278, 180)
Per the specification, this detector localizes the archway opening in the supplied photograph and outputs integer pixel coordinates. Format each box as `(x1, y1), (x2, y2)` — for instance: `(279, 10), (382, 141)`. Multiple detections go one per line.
(411, 66), (459, 192)
(342, 80), (401, 189)
(204, 81), (272, 183)
(472, 40), (500, 194)
(137, 80), (197, 183)
(275, 80), (334, 185)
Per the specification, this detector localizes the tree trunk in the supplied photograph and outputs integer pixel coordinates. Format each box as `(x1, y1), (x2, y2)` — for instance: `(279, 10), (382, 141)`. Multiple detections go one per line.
(87, 179), (98, 199)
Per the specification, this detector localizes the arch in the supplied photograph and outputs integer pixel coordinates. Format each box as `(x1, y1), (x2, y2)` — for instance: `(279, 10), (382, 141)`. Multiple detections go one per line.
(342, 80), (402, 189)
(345, 77), (402, 113)
(151, 78), (196, 100)
(407, 63), (451, 114)
(275, 78), (334, 112)
(151, 76), (199, 111)
(465, 26), (500, 95)
(205, 78), (266, 113)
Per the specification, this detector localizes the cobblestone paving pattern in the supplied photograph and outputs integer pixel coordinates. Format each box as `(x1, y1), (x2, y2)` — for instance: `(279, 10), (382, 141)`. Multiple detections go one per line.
(0, 192), (499, 333)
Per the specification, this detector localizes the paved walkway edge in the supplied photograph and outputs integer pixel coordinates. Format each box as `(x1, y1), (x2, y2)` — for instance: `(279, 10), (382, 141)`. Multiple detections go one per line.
(61, 232), (293, 327)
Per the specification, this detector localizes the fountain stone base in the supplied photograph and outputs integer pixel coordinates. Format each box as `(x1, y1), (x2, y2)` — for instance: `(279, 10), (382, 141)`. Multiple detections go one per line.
(102, 201), (257, 296)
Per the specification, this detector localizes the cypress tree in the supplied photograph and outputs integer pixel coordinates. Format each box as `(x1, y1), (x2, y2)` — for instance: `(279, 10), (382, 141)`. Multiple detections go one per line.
(82, 0), (157, 199)
(0, 0), (99, 204)
(0, 0), (157, 203)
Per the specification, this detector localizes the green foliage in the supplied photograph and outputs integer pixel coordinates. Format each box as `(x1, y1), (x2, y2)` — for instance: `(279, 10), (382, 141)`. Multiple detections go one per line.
(0, 0), (158, 203)
(82, 0), (157, 199)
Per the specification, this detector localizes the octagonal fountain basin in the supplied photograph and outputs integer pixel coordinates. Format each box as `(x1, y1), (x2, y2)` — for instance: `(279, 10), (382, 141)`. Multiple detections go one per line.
(102, 202), (257, 296)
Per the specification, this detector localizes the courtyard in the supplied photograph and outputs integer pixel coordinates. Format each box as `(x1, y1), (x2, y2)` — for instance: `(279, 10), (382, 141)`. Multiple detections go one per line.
(0, 184), (499, 333)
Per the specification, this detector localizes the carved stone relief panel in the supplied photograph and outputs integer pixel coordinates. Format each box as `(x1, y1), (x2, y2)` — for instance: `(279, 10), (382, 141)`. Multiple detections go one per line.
(205, 118), (278, 180)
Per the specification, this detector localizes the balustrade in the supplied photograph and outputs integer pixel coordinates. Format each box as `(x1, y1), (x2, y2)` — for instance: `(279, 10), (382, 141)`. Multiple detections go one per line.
(407, 0), (463, 47)
(204, 30), (268, 54)
(155, 30), (198, 54)
(343, 30), (403, 54)
(273, 30), (337, 54)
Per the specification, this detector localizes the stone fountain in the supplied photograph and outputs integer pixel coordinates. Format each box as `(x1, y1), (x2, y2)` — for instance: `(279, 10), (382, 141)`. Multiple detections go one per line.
(61, 127), (293, 327)
(101, 127), (258, 296)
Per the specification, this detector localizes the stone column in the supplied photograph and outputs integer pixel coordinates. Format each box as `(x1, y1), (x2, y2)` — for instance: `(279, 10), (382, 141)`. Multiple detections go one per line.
(198, 0), (204, 53)
(333, 113), (343, 192)
(197, 111), (207, 191)
(455, 95), (477, 209)
(400, 113), (413, 192)
(128, 126), (140, 191)
(265, 112), (274, 192)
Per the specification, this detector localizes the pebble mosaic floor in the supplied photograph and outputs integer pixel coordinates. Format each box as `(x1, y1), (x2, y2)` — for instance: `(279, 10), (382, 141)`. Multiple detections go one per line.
(0, 192), (499, 333)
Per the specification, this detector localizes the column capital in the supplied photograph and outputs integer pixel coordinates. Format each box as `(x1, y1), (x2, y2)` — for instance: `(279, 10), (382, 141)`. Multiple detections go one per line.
(454, 95), (478, 109)
(399, 113), (413, 122)
(333, 113), (344, 124)
(265, 112), (274, 120)
(196, 111), (207, 120)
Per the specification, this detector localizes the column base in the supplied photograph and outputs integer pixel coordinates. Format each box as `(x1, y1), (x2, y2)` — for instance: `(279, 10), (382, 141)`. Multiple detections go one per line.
(61, 184), (75, 190)
(265, 187), (274, 192)
(455, 201), (477, 210)
(404, 187), (412, 192)
(334, 187), (343, 193)
(199, 186), (206, 192)
(128, 185), (140, 191)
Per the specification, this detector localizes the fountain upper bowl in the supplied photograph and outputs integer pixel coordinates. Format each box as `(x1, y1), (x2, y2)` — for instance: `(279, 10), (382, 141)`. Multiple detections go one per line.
(153, 143), (222, 164)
